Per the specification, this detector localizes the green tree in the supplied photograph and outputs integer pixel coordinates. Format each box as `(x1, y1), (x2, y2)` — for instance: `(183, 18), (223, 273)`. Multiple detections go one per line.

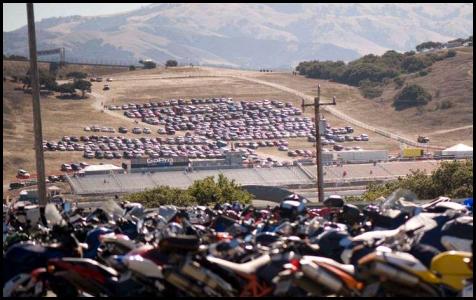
(124, 175), (252, 207)
(66, 71), (87, 79)
(73, 79), (92, 98)
(125, 185), (196, 208)
(401, 56), (429, 73)
(393, 84), (432, 110)
(22, 69), (58, 91)
(165, 59), (178, 67)
(57, 83), (76, 96)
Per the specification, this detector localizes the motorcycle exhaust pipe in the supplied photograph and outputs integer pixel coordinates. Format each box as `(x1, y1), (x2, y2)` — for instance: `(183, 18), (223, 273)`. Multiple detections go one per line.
(180, 261), (234, 295)
(294, 273), (325, 296)
(371, 262), (419, 286)
(301, 261), (344, 293)
(163, 270), (203, 296)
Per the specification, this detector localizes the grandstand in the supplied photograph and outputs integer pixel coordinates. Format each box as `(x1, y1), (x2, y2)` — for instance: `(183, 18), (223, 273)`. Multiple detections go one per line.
(68, 166), (316, 195)
(68, 160), (447, 196)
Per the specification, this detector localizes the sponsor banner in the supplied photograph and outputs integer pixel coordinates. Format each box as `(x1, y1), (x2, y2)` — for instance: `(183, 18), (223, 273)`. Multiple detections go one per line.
(131, 156), (189, 168)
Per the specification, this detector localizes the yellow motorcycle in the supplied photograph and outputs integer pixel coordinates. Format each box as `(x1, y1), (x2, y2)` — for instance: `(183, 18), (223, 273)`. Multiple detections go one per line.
(358, 247), (472, 297)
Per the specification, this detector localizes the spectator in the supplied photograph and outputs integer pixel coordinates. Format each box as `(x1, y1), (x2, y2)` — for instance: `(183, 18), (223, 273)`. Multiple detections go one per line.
(343, 170), (347, 177)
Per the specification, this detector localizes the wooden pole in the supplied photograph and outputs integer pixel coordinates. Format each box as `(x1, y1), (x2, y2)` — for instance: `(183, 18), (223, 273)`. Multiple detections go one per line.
(27, 3), (47, 225)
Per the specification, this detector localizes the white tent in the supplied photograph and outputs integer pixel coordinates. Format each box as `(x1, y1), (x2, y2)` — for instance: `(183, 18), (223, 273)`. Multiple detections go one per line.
(441, 144), (473, 158)
(83, 164), (125, 175)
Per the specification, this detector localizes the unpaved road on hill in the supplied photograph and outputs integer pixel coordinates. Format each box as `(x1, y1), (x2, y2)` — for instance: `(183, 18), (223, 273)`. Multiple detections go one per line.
(227, 75), (447, 149)
(428, 125), (473, 136)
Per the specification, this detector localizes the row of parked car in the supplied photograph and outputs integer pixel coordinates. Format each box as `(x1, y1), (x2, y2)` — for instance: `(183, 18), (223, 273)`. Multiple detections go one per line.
(110, 97), (296, 110)
(60, 162), (90, 172)
(234, 139), (289, 150)
(112, 98), (311, 140)
(84, 126), (115, 133)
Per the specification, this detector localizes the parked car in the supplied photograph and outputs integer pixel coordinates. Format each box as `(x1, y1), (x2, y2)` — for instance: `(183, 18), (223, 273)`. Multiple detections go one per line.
(143, 128), (151, 134)
(9, 182), (26, 190)
(95, 151), (104, 159)
(132, 127), (142, 134)
(333, 144), (344, 151)
(119, 127), (128, 133)
(360, 134), (369, 141)
(16, 169), (31, 179)
(79, 162), (90, 168)
(71, 163), (82, 171)
(61, 164), (72, 171)
(84, 151), (94, 159)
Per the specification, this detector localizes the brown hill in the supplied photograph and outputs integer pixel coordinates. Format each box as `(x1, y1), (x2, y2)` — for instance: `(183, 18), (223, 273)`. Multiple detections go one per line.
(250, 47), (473, 147)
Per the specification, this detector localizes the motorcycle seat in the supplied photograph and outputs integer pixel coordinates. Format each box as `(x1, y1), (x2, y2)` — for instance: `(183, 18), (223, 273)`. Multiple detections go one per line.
(55, 257), (119, 277)
(302, 255), (355, 275)
(159, 235), (200, 252)
(206, 254), (271, 275)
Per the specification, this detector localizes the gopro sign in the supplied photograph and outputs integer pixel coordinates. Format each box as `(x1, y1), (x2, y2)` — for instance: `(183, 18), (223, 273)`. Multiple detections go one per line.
(130, 156), (189, 169)
(147, 158), (174, 166)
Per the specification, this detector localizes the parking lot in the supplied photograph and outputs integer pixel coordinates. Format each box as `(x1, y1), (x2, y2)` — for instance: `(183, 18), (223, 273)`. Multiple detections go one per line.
(39, 98), (374, 169)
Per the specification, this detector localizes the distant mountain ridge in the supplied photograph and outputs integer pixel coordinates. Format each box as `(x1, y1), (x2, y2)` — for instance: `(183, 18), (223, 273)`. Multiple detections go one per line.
(3, 3), (473, 68)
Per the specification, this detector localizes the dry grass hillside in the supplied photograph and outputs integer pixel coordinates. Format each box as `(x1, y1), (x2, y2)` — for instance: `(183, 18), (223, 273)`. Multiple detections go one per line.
(250, 47), (473, 147)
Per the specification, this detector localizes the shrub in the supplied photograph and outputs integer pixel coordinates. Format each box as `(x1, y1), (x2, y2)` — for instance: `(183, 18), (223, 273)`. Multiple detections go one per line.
(362, 160), (472, 200)
(393, 84), (432, 110)
(124, 174), (253, 207)
(188, 174), (252, 205)
(393, 76), (405, 88)
(359, 80), (383, 98)
(446, 50), (457, 58)
(439, 100), (454, 110)
(129, 65), (136, 71)
(125, 185), (197, 208)
(165, 60), (178, 67)
(418, 70), (429, 76)
(401, 56), (429, 73)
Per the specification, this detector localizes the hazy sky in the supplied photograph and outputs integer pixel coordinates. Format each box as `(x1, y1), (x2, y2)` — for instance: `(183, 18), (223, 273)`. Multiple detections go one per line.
(3, 3), (151, 32)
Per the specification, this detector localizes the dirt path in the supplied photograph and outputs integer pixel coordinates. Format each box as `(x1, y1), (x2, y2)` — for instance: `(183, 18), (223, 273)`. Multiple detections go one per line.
(428, 125), (473, 136)
(228, 75), (447, 150)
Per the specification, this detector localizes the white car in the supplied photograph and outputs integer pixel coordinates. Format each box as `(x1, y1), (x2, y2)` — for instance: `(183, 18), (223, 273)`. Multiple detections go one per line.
(106, 78), (113, 82)
(84, 127), (91, 131)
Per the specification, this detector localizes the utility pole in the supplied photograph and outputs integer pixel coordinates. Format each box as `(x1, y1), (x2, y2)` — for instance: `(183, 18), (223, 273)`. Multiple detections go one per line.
(27, 3), (47, 225)
(302, 84), (336, 202)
